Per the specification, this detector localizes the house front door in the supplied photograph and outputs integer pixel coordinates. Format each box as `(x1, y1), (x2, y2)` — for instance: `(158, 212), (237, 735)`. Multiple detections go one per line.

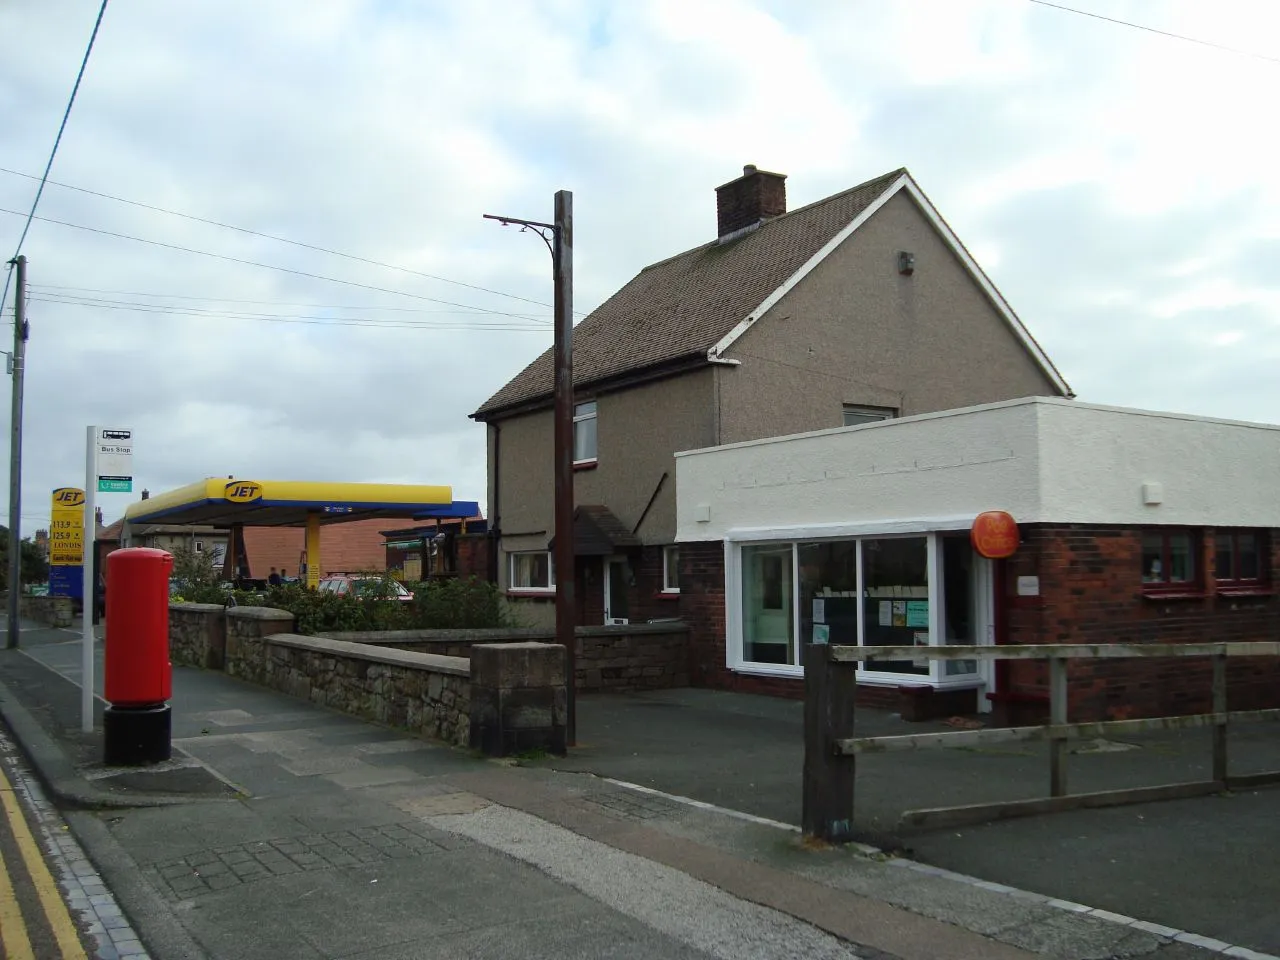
(604, 557), (630, 625)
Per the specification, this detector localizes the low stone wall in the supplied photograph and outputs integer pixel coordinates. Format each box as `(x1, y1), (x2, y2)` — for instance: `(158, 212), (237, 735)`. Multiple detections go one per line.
(166, 605), (566, 754)
(224, 607), (297, 682)
(169, 603), (227, 669)
(323, 622), (690, 693)
(260, 634), (471, 746)
(18, 595), (75, 628)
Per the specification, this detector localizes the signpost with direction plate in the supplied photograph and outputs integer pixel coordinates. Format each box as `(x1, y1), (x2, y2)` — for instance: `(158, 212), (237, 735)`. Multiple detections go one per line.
(82, 426), (133, 732)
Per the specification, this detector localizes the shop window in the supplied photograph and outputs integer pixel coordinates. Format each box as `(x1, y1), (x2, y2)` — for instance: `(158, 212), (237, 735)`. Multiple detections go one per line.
(842, 404), (896, 427)
(1141, 530), (1199, 592)
(1215, 530), (1267, 590)
(861, 537), (930, 677)
(742, 545), (794, 665)
(573, 401), (597, 463)
(662, 546), (680, 592)
(509, 551), (554, 591)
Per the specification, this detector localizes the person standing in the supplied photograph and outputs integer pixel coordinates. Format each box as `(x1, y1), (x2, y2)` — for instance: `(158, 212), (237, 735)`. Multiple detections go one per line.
(268, 567), (282, 587)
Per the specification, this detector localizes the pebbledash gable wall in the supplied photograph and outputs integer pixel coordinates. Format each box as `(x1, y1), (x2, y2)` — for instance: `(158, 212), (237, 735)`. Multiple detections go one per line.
(1004, 525), (1280, 721)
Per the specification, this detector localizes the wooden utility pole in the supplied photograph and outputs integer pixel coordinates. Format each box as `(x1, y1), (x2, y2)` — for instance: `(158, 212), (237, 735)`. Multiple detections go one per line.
(484, 191), (578, 745)
(6, 255), (28, 649)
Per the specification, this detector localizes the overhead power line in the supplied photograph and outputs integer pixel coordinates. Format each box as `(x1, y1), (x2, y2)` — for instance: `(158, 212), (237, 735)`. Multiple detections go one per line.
(1, 0), (110, 312)
(0, 165), (586, 315)
(25, 283), (552, 316)
(1026, 0), (1280, 64)
(28, 292), (549, 332)
(0, 207), (552, 323)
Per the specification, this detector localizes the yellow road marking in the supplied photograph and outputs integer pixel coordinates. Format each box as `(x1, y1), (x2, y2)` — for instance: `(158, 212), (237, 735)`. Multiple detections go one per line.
(0, 806), (37, 960)
(0, 765), (88, 959)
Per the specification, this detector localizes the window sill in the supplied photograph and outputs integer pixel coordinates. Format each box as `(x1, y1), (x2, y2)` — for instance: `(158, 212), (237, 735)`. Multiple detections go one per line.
(572, 459), (598, 472)
(1216, 585), (1274, 598)
(653, 591), (681, 601)
(1141, 590), (1207, 601)
(506, 589), (556, 599)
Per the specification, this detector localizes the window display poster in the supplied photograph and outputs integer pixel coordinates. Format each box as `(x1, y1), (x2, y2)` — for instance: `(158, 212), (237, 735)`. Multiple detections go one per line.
(813, 598), (825, 624)
(905, 600), (928, 628)
(878, 601), (892, 626)
(892, 600), (907, 627)
(912, 631), (930, 667)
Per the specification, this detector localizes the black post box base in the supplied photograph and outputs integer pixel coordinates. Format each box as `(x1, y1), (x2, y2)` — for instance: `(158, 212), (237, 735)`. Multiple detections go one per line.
(103, 704), (172, 766)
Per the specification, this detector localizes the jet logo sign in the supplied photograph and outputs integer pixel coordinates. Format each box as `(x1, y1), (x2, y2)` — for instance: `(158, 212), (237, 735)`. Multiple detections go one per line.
(52, 488), (86, 508)
(224, 481), (263, 503)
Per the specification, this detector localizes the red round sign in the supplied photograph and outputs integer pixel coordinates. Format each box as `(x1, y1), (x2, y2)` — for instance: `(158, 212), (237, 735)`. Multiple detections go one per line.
(971, 511), (1020, 559)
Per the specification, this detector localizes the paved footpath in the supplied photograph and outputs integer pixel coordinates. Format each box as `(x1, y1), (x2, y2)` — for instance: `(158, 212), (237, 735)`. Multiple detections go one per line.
(0, 623), (1266, 960)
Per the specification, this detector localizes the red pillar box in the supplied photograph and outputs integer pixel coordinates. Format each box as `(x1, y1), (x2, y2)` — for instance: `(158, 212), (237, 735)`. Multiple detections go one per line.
(103, 547), (174, 765)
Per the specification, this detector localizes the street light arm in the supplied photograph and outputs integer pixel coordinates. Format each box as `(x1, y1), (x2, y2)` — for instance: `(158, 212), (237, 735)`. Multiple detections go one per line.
(482, 213), (555, 260)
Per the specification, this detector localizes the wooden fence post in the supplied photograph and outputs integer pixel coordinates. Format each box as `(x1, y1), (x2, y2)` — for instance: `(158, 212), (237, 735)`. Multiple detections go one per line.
(1212, 654), (1228, 785)
(1049, 656), (1068, 797)
(802, 643), (856, 842)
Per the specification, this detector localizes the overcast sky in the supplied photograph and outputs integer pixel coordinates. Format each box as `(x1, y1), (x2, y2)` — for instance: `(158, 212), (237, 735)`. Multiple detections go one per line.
(1, 0), (1277, 535)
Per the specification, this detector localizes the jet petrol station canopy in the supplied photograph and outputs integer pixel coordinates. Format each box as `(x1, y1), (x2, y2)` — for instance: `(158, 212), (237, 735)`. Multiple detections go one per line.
(123, 478), (469, 529)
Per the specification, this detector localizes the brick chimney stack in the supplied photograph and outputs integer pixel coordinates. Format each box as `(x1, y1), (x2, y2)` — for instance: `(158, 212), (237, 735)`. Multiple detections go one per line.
(715, 164), (787, 240)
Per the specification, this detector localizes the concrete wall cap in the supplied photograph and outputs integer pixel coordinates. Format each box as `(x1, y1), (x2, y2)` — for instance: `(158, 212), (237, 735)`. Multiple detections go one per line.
(265, 632), (470, 677)
(225, 606), (295, 621)
(169, 602), (225, 613)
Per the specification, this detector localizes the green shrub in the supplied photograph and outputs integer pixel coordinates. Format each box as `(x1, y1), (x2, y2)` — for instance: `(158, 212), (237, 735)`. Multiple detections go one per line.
(411, 576), (518, 630)
(244, 575), (516, 636)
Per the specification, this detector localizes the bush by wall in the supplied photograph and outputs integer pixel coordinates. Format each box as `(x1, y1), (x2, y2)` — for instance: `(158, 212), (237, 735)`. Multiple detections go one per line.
(238, 576), (518, 636)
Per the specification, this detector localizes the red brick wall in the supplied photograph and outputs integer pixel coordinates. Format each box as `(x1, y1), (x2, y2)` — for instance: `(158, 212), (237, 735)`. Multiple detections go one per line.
(1004, 524), (1280, 721)
(457, 534), (489, 580)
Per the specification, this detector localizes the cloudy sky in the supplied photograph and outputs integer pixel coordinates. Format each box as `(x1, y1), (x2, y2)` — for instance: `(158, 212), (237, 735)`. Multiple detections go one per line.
(1, 0), (1277, 535)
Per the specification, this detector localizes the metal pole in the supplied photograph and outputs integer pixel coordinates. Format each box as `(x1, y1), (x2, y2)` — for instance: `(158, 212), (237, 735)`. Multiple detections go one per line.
(82, 425), (96, 732)
(552, 189), (577, 747)
(6, 255), (28, 650)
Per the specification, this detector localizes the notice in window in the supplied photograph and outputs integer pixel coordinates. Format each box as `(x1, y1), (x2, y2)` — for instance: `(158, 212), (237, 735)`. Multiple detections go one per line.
(878, 601), (892, 626)
(813, 598), (825, 624)
(813, 623), (830, 644)
(892, 601), (907, 627)
(912, 630), (930, 667)
(906, 600), (928, 628)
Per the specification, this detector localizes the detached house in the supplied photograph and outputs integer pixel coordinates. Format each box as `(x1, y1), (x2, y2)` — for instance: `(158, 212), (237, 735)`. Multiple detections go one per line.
(471, 164), (1071, 636)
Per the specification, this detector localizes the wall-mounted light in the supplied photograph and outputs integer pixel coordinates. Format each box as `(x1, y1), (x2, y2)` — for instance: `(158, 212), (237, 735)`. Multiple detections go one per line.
(897, 251), (915, 276)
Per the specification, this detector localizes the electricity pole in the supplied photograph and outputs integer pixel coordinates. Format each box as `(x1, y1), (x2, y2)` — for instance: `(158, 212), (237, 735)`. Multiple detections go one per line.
(6, 255), (28, 649)
(484, 191), (577, 745)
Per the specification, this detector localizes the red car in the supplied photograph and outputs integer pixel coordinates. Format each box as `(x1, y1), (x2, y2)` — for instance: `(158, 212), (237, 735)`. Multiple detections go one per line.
(317, 576), (414, 602)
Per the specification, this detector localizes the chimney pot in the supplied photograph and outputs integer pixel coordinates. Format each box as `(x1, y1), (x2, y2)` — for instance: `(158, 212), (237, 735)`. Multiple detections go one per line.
(141, 489), (150, 500)
(716, 164), (787, 240)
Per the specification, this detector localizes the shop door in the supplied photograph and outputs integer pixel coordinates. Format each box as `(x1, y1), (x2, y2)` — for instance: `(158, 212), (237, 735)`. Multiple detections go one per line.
(604, 557), (630, 625)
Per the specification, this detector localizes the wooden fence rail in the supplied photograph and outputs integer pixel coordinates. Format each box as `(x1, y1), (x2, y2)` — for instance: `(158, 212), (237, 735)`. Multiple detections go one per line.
(802, 641), (1280, 842)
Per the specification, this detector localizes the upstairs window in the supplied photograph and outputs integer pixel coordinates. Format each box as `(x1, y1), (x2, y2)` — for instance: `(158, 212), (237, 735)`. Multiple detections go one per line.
(842, 405), (896, 427)
(574, 401), (598, 463)
(1215, 530), (1266, 589)
(1142, 530), (1198, 592)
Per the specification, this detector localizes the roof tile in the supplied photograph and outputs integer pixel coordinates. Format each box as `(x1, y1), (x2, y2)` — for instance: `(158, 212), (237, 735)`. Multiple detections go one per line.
(473, 168), (905, 418)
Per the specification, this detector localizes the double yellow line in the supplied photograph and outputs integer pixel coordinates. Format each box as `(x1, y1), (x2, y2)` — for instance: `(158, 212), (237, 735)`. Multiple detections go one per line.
(0, 760), (87, 960)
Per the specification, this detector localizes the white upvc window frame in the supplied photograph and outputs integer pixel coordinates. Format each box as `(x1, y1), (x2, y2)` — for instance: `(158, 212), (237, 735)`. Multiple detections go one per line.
(508, 550), (555, 593)
(725, 529), (986, 689)
(573, 400), (598, 464)
(662, 545), (680, 593)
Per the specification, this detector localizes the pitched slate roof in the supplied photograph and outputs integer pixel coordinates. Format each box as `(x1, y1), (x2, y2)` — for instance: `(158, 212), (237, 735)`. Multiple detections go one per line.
(472, 168), (908, 419)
